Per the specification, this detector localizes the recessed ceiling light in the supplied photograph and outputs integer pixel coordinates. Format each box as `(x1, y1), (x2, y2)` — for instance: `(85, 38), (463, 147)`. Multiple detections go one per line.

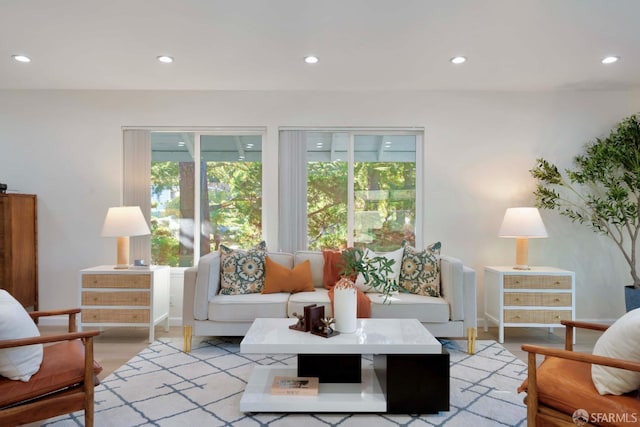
(177, 141), (185, 146)
(601, 56), (619, 64)
(450, 56), (467, 64)
(12, 54), (31, 63)
(157, 55), (174, 63)
(304, 56), (319, 64)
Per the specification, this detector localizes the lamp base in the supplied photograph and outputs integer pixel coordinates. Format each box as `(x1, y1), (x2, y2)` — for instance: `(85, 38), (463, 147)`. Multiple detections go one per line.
(115, 236), (130, 270)
(514, 238), (530, 271)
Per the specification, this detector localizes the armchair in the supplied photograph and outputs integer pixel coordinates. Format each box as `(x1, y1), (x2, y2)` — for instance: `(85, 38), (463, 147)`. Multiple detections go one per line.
(519, 320), (640, 427)
(0, 308), (101, 427)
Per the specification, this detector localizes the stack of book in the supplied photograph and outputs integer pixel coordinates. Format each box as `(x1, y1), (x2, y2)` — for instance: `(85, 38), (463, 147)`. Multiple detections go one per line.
(270, 376), (319, 396)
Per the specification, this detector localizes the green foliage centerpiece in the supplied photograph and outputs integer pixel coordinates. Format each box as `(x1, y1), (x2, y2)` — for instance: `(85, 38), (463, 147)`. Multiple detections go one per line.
(340, 247), (399, 302)
(530, 114), (640, 309)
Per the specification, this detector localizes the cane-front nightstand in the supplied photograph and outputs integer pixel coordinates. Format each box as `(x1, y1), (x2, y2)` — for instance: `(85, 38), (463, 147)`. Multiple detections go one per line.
(484, 266), (575, 343)
(79, 265), (170, 342)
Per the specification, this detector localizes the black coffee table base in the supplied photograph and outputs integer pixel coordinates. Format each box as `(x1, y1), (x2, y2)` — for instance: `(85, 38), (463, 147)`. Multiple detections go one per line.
(374, 351), (450, 414)
(296, 350), (449, 414)
(298, 354), (362, 383)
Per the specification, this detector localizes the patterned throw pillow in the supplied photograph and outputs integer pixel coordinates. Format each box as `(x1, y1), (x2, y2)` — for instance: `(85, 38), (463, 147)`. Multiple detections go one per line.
(219, 241), (267, 295)
(399, 241), (441, 297)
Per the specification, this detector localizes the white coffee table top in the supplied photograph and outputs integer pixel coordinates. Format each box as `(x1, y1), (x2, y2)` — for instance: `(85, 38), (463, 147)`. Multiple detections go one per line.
(240, 318), (442, 354)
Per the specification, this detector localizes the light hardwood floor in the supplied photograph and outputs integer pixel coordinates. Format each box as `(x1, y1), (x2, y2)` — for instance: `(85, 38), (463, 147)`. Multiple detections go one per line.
(40, 323), (602, 380)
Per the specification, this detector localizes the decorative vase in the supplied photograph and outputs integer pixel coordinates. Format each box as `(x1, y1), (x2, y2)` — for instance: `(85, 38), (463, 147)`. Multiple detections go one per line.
(333, 278), (357, 333)
(624, 286), (640, 312)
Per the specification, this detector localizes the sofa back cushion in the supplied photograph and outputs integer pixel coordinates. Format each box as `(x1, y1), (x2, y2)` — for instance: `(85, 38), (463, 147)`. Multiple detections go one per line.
(294, 251), (325, 288)
(267, 252), (294, 269)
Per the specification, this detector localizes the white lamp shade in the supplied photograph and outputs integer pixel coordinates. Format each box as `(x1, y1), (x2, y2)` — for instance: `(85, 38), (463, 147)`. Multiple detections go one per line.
(101, 206), (150, 237)
(498, 207), (548, 238)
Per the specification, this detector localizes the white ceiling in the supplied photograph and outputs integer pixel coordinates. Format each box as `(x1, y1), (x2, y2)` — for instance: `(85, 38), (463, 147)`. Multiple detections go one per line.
(1, 0), (639, 91)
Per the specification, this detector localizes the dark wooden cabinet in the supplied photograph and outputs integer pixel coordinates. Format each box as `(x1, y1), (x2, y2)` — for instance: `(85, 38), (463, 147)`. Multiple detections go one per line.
(0, 193), (38, 310)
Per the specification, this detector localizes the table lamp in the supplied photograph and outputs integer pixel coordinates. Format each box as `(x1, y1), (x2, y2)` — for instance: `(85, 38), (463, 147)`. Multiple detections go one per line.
(498, 207), (548, 270)
(101, 206), (150, 269)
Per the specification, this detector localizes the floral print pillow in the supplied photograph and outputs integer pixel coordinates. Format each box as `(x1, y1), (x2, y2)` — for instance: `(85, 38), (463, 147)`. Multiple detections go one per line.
(219, 241), (267, 295)
(399, 241), (441, 297)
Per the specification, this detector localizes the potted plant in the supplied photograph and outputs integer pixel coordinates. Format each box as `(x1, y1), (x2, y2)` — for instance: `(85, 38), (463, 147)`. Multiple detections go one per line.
(530, 113), (640, 311)
(339, 247), (399, 302)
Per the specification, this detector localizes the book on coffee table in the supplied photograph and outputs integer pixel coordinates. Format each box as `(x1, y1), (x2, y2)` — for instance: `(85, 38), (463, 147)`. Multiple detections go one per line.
(270, 376), (319, 396)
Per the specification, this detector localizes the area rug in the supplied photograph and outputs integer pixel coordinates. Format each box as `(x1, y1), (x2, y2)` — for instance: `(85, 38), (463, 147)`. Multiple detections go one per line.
(44, 338), (527, 426)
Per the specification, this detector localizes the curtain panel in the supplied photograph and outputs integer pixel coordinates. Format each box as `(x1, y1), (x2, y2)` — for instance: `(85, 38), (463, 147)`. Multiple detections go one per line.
(278, 130), (308, 253)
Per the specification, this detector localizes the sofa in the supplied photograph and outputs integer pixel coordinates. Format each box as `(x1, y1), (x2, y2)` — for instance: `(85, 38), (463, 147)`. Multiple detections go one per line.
(182, 250), (477, 352)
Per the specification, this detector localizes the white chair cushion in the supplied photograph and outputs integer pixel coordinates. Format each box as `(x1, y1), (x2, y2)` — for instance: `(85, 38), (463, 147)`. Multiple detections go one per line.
(0, 290), (43, 382)
(591, 307), (640, 395)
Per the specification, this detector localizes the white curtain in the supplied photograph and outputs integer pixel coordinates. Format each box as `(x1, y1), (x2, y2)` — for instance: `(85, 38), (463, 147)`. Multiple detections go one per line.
(278, 130), (308, 253)
(123, 129), (151, 264)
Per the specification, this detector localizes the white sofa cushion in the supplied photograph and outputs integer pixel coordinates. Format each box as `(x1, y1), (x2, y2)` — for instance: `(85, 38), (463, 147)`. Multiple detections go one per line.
(288, 288), (332, 317)
(208, 293), (290, 322)
(268, 252), (294, 269)
(367, 292), (450, 323)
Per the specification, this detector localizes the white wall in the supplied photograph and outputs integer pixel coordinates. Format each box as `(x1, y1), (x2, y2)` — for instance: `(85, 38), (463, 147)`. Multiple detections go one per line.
(0, 89), (637, 322)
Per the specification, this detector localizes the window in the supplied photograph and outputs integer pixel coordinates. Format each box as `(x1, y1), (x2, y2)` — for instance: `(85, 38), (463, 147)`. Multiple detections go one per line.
(281, 130), (421, 253)
(150, 131), (263, 267)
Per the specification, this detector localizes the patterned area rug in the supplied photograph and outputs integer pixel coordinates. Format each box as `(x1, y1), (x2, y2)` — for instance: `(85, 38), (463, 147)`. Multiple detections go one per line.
(45, 338), (527, 426)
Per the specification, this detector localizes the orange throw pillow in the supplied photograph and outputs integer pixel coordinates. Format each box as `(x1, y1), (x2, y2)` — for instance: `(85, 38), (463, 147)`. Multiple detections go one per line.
(322, 249), (347, 289)
(262, 257), (315, 294)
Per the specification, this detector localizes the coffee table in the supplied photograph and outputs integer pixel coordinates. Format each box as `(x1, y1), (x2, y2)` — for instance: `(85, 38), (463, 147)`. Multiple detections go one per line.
(239, 318), (449, 414)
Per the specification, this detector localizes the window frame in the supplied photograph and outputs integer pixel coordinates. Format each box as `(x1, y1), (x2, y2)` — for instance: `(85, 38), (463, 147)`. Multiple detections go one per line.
(125, 126), (266, 268)
(281, 127), (424, 251)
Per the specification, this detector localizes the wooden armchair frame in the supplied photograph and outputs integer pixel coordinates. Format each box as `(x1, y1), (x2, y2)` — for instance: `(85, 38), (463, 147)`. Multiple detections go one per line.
(0, 308), (100, 427)
(521, 320), (640, 427)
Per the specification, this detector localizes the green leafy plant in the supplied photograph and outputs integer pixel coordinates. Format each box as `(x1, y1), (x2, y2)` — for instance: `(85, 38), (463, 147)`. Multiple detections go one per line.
(530, 113), (640, 289)
(339, 247), (399, 301)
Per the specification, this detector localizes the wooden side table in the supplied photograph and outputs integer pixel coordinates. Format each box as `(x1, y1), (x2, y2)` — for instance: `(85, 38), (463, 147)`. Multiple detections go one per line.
(79, 265), (170, 342)
(484, 266), (575, 343)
